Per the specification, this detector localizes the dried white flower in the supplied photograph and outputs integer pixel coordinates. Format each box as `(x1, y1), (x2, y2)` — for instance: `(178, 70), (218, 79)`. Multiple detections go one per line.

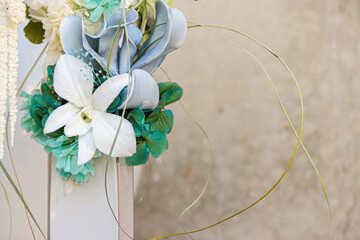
(8, 0), (26, 146)
(27, 0), (75, 69)
(8, 0), (26, 24)
(0, 1), (9, 158)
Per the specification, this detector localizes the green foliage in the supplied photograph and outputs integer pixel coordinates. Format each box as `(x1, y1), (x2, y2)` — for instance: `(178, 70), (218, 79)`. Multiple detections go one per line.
(126, 81), (182, 166)
(157, 82), (183, 108)
(146, 109), (173, 133)
(126, 107), (169, 166)
(23, 20), (45, 45)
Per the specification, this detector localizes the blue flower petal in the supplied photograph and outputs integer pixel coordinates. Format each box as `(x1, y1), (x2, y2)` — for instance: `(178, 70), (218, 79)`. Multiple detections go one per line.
(131, 1), (187, 73)
(118, 69), (159, 110)
(119, 24), (143, 74)
(60, 15), (86, 57)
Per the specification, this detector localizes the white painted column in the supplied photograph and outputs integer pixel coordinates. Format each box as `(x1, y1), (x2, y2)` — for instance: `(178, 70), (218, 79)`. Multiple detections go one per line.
(117, 158), (134, 240)
(48, 154), (127, 240)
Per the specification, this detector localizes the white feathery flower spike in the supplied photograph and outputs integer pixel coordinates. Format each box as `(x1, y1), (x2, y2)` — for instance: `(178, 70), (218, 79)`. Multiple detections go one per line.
(0, 0), (26, 158)
(0, 0), (9, 159)
(7, 0), (26, 146)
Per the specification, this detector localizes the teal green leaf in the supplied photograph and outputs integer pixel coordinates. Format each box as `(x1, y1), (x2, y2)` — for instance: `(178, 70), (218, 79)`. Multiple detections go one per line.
(47, 65), (55, 81)
(127, 107), (150, 137)
(146, 132), (168, 158)
(41, 83), (58, 104)
(107, 96), (122, 113)
(29, 106), (45, 128)
(146, 109), (173, 133)
(158, 82), (183, 108)
(126, 142), (149, 166)
(23, 20), (45, 45)
(127, 107), (145, 125)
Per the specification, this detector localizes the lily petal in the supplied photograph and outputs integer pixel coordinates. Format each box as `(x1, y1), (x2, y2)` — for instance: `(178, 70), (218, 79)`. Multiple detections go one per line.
(118, 24), (143, 74)
(161, 8), (187, 57)
(106, 8), (138, 28)
(64, 107), (94, 137)
(119, 69), (159, 110)
(78, 131), (97, 165)
(60, 15), (86, 57)
(97, 27), (123, 75)
(92, 74), (129, 112)
(44, 103), (80, 134)
(131, 1), (187, 73)
(92, 111), (136, 157)
(85, 8), (139, 76)
(54, 55), (94, 107)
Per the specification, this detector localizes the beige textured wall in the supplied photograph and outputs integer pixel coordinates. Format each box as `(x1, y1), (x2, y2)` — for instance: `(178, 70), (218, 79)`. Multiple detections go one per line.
(135, 0), (360, 239)
(0, 0), (359, 239)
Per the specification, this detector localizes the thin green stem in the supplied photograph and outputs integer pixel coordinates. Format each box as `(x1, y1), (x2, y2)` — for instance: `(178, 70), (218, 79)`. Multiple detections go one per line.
(134, 35), (163, 63)
(0, 43), (49, 239)
(187, 23), (332, 240)
(21, 43), (48, 94)
(0, 179), (12, 240)
(160, 67), (214, 240)
(140, 0), (148, 33)
(104, 1), (134, 239)
(0, 161), (46, 239)
(6, 113), (36, 240)
(149, 24), (305, 240)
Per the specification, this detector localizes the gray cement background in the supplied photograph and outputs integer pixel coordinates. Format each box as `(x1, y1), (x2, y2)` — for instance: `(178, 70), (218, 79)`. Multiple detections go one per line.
(0, 0), (359, 239)
(135, 0), (360, 239)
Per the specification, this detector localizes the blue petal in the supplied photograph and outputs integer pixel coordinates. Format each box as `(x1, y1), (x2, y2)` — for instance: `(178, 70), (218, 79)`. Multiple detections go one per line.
(118, 24), (143, 74)
(60, 15), (86, 57)
(87, 8), (139, 76)
(119, 69), (159, 110)
(131, 1), (187, 73)
(107, 8), (138, 28)
(97, 27), (123, 75)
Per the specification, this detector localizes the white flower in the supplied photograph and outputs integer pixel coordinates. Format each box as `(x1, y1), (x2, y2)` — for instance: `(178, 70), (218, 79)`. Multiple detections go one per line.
(8, 0), (26, 24)
(24, 0), (50, 11)
(44, 55), (137, 165)
(27, 0), (74, 68)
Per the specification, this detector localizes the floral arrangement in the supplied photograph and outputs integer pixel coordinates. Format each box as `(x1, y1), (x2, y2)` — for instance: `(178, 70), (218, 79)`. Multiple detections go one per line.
(0, 1), (335, 239)
(21, 0), (187, 183)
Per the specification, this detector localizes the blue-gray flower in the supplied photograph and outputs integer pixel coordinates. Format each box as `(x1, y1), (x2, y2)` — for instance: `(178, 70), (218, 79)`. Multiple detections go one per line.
(60, 0), (187, 76)
(59, 0), (186, 111)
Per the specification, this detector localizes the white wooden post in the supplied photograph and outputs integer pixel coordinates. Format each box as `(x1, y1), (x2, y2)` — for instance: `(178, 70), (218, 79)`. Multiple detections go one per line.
(117, 158), (134, 240)
(48, 154), (134, 240)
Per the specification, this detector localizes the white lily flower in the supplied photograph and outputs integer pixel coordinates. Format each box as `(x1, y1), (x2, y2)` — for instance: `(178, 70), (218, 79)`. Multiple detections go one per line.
(44, 54), (136, 165)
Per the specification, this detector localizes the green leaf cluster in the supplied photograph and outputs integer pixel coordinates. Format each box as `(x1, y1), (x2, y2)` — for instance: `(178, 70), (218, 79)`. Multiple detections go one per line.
(126, 82), (183, 165)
